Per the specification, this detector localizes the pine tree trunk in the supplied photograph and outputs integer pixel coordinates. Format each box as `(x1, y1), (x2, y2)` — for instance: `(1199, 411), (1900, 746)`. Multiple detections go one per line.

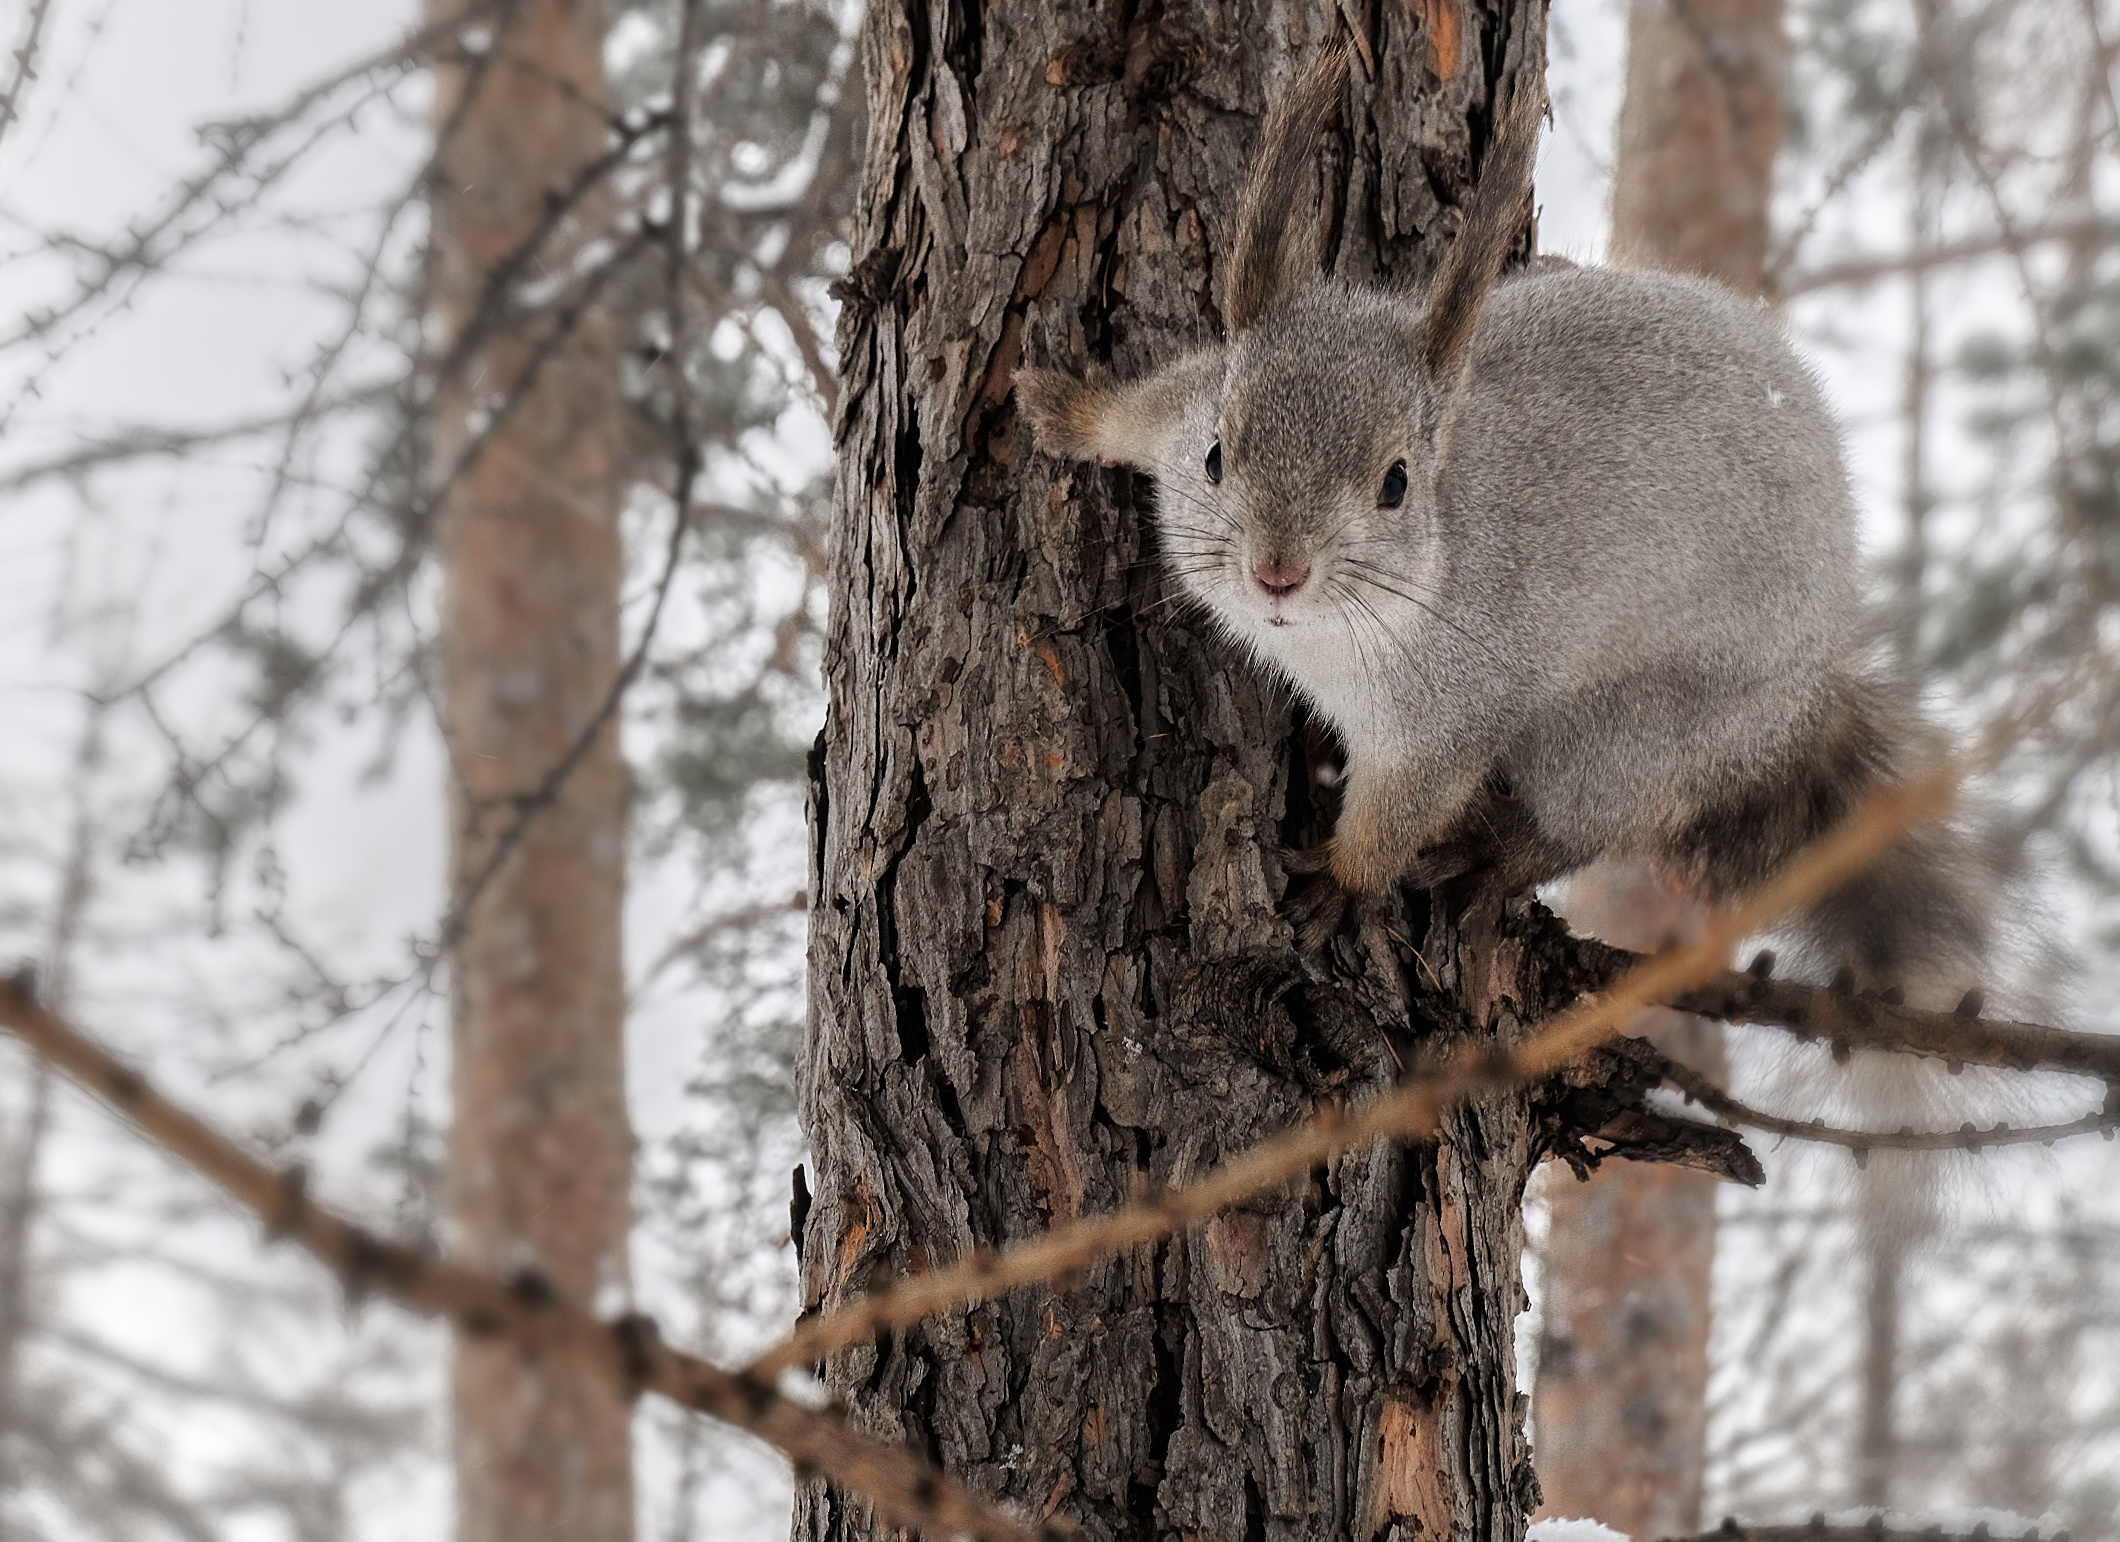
(1607, 0), (1785, 294)
(799, 4), (1557, 1538)
(1532, 2), (1783, 1532)
(428, 3), (635, 1539)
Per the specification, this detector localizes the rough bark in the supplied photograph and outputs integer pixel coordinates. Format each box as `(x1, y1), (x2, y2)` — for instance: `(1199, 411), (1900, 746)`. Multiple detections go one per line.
(428, 3), (635, 1539)
(799, 5), (1562, 1540)
(1532, 2), (1783, 1532)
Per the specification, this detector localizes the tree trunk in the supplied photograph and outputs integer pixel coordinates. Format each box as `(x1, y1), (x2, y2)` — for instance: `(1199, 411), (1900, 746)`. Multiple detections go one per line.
(1532, 2), (1783, 1532)
(1854, 1226), (1903, 1510)
(1607, 0), (1785, 294)
(428, 4), (634, 1539)
(799, 4), (1558, 1539)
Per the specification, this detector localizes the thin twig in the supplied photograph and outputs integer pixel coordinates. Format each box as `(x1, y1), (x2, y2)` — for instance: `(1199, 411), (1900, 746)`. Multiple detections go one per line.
(1650, 1046), (2118, 1155)
(0, 0), (57, 147)
(0, 975), (1065, 1542)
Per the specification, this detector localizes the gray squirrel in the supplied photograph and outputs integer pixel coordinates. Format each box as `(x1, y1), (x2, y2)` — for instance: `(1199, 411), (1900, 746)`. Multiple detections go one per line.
(1016, 46), (1998, 995)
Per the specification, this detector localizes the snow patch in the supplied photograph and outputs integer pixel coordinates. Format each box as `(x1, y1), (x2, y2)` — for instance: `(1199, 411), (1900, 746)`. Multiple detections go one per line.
(1527, 1520), (1630, 1542)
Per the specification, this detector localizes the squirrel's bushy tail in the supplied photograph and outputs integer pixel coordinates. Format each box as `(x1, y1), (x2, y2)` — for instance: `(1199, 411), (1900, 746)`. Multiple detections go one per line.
(1672, 664), (2008, 1010)
(1776, 670), (2010, 1011)
(1695, 668), (2063, 1242)
(1789, 817), (1999, 1007)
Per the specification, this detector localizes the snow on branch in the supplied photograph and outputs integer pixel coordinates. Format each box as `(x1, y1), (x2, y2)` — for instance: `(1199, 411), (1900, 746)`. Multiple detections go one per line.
(0, 972), (1066, 1542)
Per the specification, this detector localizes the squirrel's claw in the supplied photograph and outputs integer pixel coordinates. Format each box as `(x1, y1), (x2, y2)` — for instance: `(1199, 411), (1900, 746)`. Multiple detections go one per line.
(1279, 841), (1368, 949)
(1285, 873), (1352, 951)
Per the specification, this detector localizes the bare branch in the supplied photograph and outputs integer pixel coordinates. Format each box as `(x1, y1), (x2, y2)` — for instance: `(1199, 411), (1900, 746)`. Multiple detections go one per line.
(1664, 966), (2120, 1085)
(118, 220), (653, 714)
(758, 266), (839, 417)
(1778, 217), (2120, 296)
(0, 387), (396, 495)
(0, 0), (56, 147)
(1642, 1038), (2119, 1154)
(0, 975), (1065, 1542)
(1763, 81), (1917, 286)
(749, 769), (1961, 1379)
(0, 3), (505, 361)
(36, 1320), (414, 1438)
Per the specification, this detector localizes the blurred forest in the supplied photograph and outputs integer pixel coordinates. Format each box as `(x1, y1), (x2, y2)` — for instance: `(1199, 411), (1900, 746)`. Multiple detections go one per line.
(0, 0), (2114, 1538)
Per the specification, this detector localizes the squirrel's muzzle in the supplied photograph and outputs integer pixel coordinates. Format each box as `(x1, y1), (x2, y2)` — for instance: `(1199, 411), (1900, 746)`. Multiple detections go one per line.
(1251, 553), (1312, 601)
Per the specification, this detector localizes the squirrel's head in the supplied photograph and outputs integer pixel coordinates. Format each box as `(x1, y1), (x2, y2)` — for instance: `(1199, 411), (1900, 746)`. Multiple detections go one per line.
(1016, 46), (1543, 660)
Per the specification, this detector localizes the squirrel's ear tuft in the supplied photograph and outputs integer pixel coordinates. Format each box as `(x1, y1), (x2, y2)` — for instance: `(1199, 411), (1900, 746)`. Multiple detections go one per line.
(1226, 46), (1348, 335)
(1019, 352), (1221, 469)
(1015, 368), (1118, 462)
(1417, 73), (1546, 381)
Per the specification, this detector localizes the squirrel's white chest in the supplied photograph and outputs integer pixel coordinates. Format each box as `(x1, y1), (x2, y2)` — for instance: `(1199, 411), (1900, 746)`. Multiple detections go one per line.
(1257, 626), (1402, 756)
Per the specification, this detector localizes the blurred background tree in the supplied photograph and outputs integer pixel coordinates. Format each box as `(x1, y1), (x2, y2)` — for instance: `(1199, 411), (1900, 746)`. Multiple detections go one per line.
(1536, 0), (2120, 1534)
(0, 0), (848, 1534)
(1532, 0), (1784, 1532)
(0, 0), (2114, 1538)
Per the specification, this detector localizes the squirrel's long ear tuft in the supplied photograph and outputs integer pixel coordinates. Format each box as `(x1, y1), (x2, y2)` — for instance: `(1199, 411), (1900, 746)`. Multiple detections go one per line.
(1016, 368), (1124, 463)
(1226, 46), (1348, 335)
(1417, 74), (1546, 382)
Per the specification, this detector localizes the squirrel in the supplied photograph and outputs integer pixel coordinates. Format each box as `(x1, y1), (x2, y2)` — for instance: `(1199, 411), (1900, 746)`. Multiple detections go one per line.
(1016, 45), (2000, 999)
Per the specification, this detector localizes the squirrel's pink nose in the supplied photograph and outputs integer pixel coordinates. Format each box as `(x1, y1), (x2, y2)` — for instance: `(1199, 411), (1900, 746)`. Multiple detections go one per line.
(1252, 554), (1311, 599)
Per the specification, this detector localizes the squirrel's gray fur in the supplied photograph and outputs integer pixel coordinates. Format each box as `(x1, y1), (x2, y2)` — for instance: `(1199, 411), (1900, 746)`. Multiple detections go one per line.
(1017, 46), (2000, 993)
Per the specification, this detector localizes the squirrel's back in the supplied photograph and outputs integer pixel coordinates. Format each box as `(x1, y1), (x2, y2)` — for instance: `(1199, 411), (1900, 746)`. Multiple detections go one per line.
(1413, 268), (1858, 858)
(1437, 266), (1998, 992)
(1447, 265), (1860, 691)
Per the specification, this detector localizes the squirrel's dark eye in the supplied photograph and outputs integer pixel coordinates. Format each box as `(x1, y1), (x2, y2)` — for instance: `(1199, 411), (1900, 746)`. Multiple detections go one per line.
(1378, 460), (1408, 509)
(1205, 440), (1223, 484)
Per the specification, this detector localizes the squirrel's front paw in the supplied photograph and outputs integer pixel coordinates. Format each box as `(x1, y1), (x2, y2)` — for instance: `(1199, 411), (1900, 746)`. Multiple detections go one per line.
(1279, 842), (1380, 950)
(1284, 870), (1351, 951)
